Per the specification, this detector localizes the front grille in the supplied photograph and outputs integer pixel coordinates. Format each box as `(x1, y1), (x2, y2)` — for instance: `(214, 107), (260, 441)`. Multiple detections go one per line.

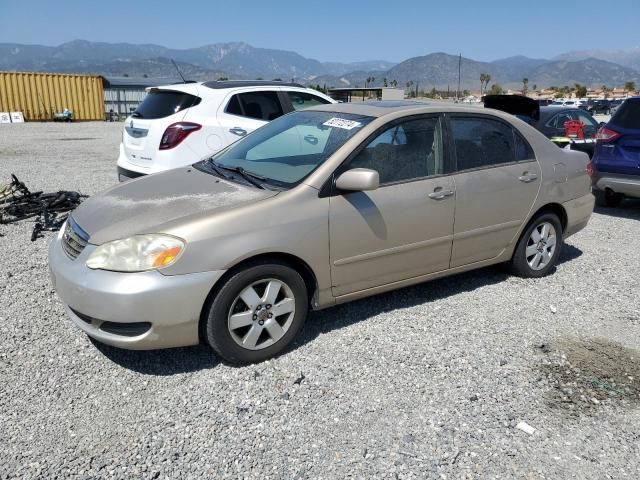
(61, 216), (89, 260)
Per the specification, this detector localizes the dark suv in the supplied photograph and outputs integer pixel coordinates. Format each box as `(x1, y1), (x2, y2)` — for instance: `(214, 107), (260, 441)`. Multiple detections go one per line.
(590, 97), (640, 206)
(587, 99), (611, 115)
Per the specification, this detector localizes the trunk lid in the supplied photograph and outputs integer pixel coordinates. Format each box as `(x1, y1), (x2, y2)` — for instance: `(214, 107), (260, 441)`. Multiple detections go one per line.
(122, 87), (202, 168)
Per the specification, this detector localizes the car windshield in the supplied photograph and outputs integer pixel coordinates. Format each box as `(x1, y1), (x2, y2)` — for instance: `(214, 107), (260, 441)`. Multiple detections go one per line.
(200, 110), (374, 188)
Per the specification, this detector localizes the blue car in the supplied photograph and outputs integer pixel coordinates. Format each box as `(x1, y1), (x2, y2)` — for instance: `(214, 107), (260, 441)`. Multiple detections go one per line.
(591, 97), (640, 207)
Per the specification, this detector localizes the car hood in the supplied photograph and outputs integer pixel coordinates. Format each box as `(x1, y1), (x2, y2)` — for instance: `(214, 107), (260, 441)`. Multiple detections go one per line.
(72, 167), (278, 245)
(483, 94), (540, 121)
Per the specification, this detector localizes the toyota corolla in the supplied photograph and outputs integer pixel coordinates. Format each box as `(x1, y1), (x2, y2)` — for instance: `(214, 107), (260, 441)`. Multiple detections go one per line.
(49, 101), (594, 364)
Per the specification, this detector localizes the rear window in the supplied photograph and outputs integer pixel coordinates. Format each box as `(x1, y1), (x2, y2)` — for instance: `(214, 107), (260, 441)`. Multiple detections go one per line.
(133, 90), (200, 120)
(611, 100), (640, 129)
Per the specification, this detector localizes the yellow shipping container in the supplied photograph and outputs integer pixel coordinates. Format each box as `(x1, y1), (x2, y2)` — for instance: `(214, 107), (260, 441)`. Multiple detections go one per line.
(0, 71), (105, 121)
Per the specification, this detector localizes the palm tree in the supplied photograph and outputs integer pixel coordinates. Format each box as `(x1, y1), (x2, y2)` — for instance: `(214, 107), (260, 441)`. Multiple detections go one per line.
(383, 77), (388, 87)
(522, 78), (529, 95)
(479, 73), (491, 95)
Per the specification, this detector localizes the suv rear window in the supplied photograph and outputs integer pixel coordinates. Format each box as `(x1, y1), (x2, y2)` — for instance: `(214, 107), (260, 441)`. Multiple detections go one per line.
(611, 100), (640, 129)
(133, 90), (200, 119)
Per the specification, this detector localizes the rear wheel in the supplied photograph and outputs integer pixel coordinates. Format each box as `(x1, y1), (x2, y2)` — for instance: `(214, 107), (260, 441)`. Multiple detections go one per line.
(508, 213), (563, 278)
(594, 189), (624, 207)
(205, 262), (308, 365)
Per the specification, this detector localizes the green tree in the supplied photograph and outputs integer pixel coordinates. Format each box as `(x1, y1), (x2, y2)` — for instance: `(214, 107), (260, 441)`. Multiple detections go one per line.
(383, 77), (388, 87)
(390, 79), (398, 87)
(218, 76), (229, 81)
(624, 81), (636, 94)
(532, 84), (537, 92)
(488, 84), (503, 95)
(272, 78), (282, 81)
(574, 84), (587, 97)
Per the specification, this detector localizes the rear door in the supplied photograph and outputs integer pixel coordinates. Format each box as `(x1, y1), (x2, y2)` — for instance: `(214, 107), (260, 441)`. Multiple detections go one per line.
(123, 88), (199, 168)
(217, 90), (285, 146)
(448, 114), (541, 267)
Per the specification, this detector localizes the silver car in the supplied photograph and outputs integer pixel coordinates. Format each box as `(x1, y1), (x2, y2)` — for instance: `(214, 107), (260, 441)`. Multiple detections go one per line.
(49, 101), (594, 364)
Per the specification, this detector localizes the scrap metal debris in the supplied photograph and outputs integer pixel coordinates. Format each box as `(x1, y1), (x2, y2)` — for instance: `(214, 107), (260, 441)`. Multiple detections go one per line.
(0, 174), (87, 241)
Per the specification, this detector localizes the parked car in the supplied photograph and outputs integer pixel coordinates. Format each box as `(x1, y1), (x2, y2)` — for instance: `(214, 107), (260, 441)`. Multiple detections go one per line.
(609, 99), (625, 115)
(116, 80), (336, 181)
(50, 101), (594, 364)
(484, 95), (601, 157)
(587, 99), (611, 115)
(590, 96), (640, 207)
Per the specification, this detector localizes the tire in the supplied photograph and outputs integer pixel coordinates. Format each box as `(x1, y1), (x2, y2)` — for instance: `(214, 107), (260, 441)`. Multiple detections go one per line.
(594, 189), (624, 207)
(508, 213), (563, 278)
(205, 261), (308, 365)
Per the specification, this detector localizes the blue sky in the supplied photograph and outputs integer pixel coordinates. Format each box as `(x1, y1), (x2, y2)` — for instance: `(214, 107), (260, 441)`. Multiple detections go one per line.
(0, 0), (638, 63)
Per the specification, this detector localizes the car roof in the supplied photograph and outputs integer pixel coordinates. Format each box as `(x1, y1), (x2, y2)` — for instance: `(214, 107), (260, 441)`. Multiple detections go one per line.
(201, 80), (306, 89)
(308, 100), (501, 118)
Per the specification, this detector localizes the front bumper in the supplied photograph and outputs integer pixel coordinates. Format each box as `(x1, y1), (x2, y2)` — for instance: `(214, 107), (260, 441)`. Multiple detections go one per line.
(48, 234), (225, 350)
(562, 193), (595, 239)
(593, 172), (640, 199)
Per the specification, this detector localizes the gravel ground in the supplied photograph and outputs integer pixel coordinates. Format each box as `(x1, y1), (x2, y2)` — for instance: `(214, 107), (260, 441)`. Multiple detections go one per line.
(1, 122), (639, 479)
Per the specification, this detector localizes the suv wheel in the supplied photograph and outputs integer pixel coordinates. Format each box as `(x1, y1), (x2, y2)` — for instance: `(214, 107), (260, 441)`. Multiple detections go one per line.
(205, 261), (308, 364)
(594, 189), (624, 207)
(509, 213), (563, 278)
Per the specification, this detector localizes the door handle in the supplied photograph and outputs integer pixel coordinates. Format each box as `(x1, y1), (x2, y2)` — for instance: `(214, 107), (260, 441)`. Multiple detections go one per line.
(428, 189), (454, 200)
(229, 127), (247, 137)
(518, 173), (538, 183)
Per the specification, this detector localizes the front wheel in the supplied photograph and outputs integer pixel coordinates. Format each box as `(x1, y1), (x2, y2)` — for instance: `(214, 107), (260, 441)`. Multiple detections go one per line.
(508, 213), (563, 278)
(205, 262), (308, 364)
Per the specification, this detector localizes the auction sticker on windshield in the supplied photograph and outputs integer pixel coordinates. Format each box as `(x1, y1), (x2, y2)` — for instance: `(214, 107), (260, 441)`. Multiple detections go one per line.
(323, 118), (362, 130)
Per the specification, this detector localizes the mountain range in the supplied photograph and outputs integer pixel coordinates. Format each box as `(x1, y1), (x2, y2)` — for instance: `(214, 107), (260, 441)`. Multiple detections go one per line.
(1, 40), (639, 91)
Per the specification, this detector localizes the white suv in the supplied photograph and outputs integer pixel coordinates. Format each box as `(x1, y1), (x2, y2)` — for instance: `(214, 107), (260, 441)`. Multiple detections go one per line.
(116, 81), (336, 181)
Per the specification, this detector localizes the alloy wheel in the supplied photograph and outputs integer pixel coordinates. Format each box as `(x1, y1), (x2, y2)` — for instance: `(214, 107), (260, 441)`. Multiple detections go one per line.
(227, 278), (296, 350)
(525, 222), (557, 271)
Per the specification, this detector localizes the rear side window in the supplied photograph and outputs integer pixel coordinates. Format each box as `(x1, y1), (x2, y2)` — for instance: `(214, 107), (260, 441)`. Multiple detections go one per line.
(450, 117), (516, 170)
(611, 100), (640, 129)
(286, 91), (331, 111)
(133, 90), (200, 119)
(225, 91), (284, 121)
(515, 133), (535, 161)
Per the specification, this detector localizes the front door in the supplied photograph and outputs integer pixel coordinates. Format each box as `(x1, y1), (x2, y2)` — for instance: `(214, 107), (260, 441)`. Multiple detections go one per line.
(329, 115), (456, 296)
(448, 115), (541, 267)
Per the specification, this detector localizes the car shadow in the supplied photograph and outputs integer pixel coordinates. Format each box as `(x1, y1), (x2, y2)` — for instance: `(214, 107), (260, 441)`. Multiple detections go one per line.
(94, 244), (584, 374)
(594, 199), (640, 221)
(91, 339), (219, 375)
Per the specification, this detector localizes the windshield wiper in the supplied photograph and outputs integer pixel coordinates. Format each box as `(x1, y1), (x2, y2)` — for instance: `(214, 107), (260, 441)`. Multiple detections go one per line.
(216, 163), (266, 189)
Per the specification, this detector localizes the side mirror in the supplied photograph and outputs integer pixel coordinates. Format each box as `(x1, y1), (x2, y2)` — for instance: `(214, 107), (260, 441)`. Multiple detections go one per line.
(335, 168), (379, 192)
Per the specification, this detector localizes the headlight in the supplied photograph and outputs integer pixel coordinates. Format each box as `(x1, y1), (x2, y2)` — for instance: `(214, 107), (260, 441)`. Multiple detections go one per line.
(86, 234), (185, 272)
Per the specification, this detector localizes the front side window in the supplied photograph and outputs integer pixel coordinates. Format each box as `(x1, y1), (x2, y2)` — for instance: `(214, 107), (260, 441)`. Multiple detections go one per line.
(547, 112), (573, 129)
(287, 91), (331, 111)
(225, 91), (284, 121)
(450, 116), (516, 170)
(203, 111), (373, 187)
(348, 116), (446, 184)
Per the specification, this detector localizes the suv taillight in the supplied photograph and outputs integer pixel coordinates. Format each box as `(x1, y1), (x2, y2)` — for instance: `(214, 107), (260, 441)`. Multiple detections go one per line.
(159, 122), (202, 150)
(595, 126), (621, 143)
(586, 161), (594, 177)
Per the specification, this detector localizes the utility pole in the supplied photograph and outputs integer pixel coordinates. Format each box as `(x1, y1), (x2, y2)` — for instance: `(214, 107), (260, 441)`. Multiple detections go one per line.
(456, 53), (461, 102)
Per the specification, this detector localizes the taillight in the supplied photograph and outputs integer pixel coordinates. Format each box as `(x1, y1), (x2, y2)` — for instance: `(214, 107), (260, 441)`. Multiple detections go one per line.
(159, 122), (202, 150)
(586, 161), (594, 177)
(595, 126), (620, 143)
